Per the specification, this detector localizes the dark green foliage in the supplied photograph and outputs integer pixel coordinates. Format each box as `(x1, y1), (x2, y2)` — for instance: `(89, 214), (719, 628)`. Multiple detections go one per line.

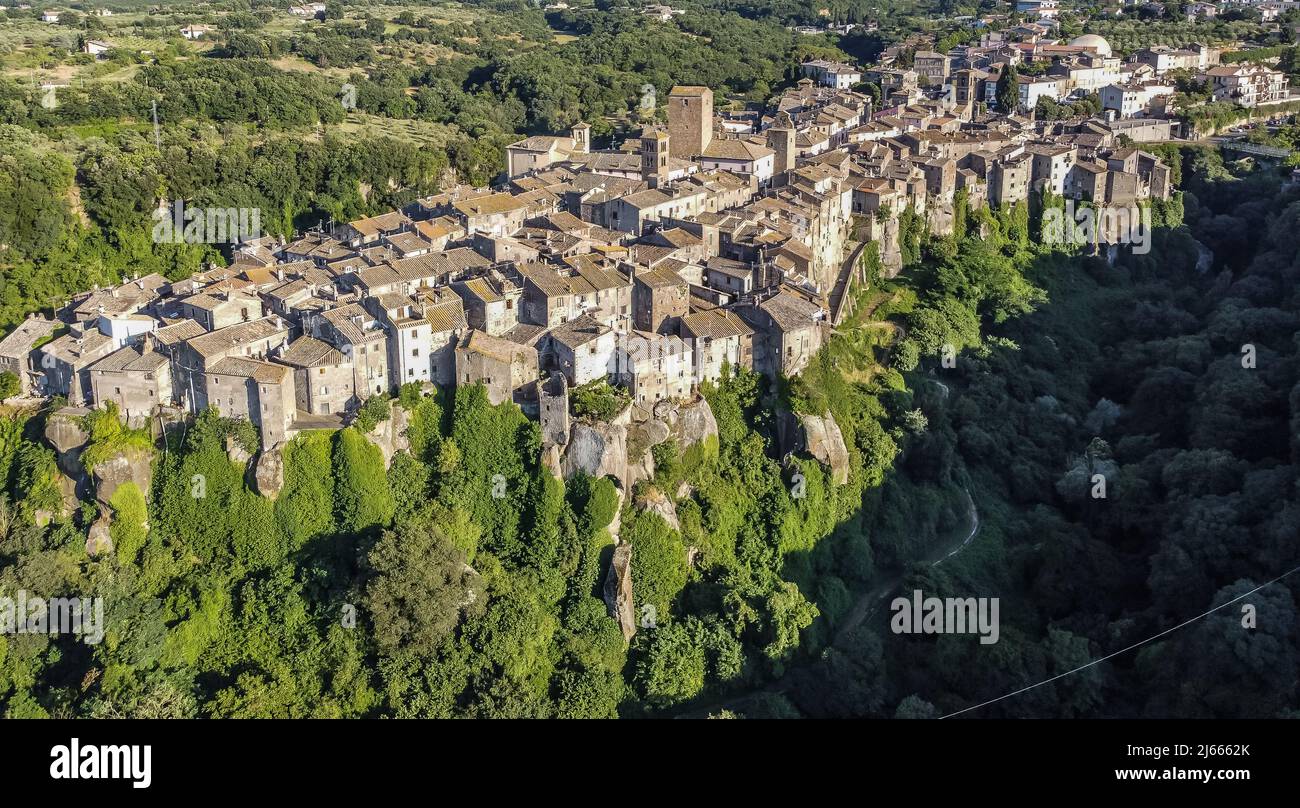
(569, 379), (628, 422)
(352, 395), (392, 434)
(80, 401), (154, 472)
(444, 383), (544, 563)
(274, 431), (336, 551)
(364, 512), (483, 658)
(0, 372), (20, 400)
(331, 427), (395, 535)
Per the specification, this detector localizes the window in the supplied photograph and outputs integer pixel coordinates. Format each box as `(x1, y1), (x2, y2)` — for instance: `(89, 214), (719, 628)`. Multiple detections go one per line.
(411, 347), (419, 357)
(114, 387), (121, 395)
(320, 368), (326, 375)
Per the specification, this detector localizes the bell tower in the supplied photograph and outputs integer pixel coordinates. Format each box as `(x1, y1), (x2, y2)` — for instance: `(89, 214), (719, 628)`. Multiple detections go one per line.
(641, 128), (670, 188)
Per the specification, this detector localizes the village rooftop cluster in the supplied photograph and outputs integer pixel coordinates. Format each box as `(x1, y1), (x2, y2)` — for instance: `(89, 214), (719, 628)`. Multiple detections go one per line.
(0, 21), (1198, 452)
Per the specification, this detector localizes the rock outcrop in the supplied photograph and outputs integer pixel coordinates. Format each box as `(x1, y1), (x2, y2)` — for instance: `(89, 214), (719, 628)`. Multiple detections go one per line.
(225, 435), (252, 467)
(603, 543), (636, 643)
(540, 443), (564, 480)
(34, 473), (80, 526)
(91, 446), (154, 508)
(866, 210), (903, 277)
(85, 511), (113, 557)
(605, 485), (626, 545)
(563, 420), (628, 482)
(635, 485), (680, 533)
(926, 199), (956, 237)
(666, 397), (719, 453)
(44, 407), (92, 499)
(632, 418), (671, 450)
(800, 412), (850, 485)
(561, 420), (654, 490)
(559, 397), (722, 489)
(253, 445), (284, 499)
(778, 409), (851, 485)
(364, 401), (410, 469)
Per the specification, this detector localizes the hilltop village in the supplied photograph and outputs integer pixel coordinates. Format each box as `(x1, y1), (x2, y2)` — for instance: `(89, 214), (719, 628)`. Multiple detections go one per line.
(1, 31), (1184, 499)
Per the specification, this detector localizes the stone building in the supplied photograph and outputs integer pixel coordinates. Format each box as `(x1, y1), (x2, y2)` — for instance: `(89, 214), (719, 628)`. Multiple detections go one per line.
(546, 314), (617, 387)
(453, 274), (522, 337)
(678, 308), (754, 383)
(633, 266), (689, 334)
(618, 330), (694, 405)
(37, 326), (116, 405)
(177, 316), (291, 411)
(276, 335), (353, 416)
(364, 293), (436, 388)
(537, 372), (570, 448)
(203, 357), (297, 447)
(668, 85), (714, 160)
(179, 289), (263, 331)
(309, 304), (390, 400)
(735, 289), (825, 378)
(454, 329), (540, 406)
(0, 315), (59, 396)
(88, 335), (173, 417)
(416, 289), (469, 387)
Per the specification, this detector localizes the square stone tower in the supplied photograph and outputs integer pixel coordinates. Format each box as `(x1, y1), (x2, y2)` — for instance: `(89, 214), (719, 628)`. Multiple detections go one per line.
(667, 85), (713, 160)
(641, 128), (670, 188)
(766, 110), (796, 177)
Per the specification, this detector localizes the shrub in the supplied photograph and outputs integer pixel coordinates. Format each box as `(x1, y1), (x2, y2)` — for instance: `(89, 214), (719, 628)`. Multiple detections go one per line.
(570, 380), (628, 422)
(353, 395), (392, 433)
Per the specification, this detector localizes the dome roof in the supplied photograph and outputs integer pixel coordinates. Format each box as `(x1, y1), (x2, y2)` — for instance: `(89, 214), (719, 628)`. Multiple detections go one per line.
(1070, 34), (1112, 58)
